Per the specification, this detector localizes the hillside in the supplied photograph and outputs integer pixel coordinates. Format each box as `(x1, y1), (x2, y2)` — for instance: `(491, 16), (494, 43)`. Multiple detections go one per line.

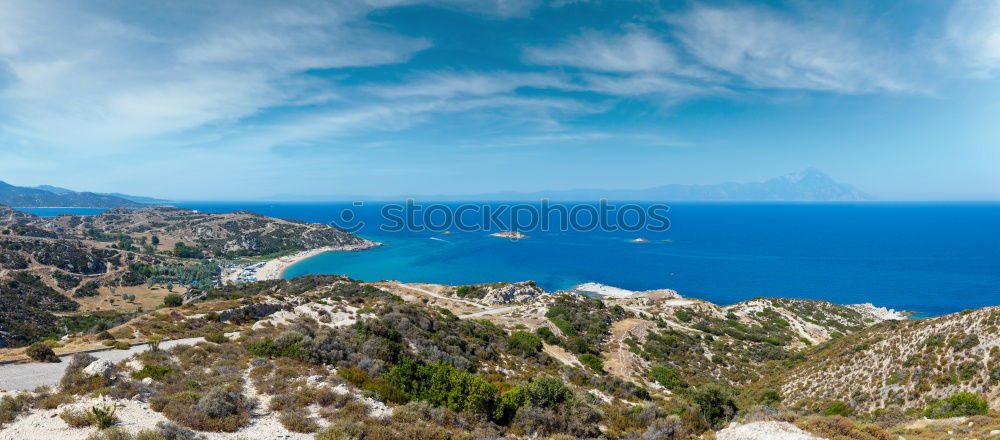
(30, 206), (373, 257)
(0, 205), (373, 348)
(777, 306), (1000, 413)
(0, 273), (997, 439)
(0, 181), (143, 208)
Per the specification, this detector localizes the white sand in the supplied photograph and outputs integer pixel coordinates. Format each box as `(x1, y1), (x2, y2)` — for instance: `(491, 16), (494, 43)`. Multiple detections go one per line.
(224, 242), (378, 284)
(716, 421), (823, 440)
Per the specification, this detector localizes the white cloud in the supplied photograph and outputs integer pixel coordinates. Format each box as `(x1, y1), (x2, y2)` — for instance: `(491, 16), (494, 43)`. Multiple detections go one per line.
(946, 0), (1000, 74)
(578, 73), (711, 98)
(669, 5), (908, 93)
(0, 0), (429, 149)
(525, 29), (684, 73)
(369, 71), (567, 98)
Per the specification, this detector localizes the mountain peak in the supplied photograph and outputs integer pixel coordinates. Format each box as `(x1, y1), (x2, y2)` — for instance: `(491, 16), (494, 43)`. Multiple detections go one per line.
(779, 167), (833, 184)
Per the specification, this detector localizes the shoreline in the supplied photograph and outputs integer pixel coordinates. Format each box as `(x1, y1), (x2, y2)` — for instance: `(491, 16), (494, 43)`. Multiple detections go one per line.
(222, 241), (380, 284)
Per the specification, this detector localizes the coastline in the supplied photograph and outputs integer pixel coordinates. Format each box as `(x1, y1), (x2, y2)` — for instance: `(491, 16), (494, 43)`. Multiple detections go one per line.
(222, 241), (380, 284)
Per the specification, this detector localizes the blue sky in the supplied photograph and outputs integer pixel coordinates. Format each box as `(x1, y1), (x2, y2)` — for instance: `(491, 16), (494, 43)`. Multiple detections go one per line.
(0, 0), (998, 200)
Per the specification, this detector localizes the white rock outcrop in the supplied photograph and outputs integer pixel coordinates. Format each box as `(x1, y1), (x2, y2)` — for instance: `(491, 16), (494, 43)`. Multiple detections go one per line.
(82, 359), (114, 379)
(478, 282), (544, 305)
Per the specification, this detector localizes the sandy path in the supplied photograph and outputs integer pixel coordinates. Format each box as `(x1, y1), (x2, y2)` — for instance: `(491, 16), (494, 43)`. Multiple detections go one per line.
(460, 306), (518, 318)
(0, 337), (203, 391)
(602, 318), (652, 383)
(543, 343), (581, 368)
(394, 283), (490, 310)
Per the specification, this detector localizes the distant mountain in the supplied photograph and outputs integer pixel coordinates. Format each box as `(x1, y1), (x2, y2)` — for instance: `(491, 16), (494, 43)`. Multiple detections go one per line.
(31, 185), (74, 195)
(0, 181), (144, 208)
(100, 192), (172, 204)
(31, 185), (172, 204)
(408, 168), (873, 202)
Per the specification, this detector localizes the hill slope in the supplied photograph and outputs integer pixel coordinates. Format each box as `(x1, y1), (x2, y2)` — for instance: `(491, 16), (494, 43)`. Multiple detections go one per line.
(777, 306), (1000, 413)
(0, 204), (373, 347)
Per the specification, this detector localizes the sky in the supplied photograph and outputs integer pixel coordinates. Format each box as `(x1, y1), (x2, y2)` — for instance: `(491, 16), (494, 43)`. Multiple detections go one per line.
(0, 0), (999, 201)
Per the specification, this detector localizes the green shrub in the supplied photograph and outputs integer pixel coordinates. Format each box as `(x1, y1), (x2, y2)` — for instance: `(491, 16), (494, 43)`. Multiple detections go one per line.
(534, 327), (561, 345)
(26, 342), (60, 363)
(579, 353), (603, 373)
(338, 366), (409, 404)
(650, 366), (686, 392)
(758, 389), (783, 406)
(508, 331), (542, 355)
(0, 393), (31, 425)
(39, 392), (74, 409)
(796, 416), (893, 440)
(147, 336), (162, 352)
(493, 386), (528, 424)
(113, 341), (131, 350)
(131, 365), (173, 381)
(548, 317), (577, 337)
(690, 383), (738, 429)
(85, 427), (133, 440)
(135, 421), (204, 440)
(90, 404), (118, 429)
(674, 309), (692, 322)
(196, 387), (247, 419)
(278, 411), (319, 433)
(60, 408), (93, 427)
(247, 337), (301, 358)
(163, 294), (183, 307)
(824, 401), (850, 417)
(924, 392), (989, 418)
(382, 358), (497, 414)
(204, 332), (228, 344)
(524, 376), (572, 409)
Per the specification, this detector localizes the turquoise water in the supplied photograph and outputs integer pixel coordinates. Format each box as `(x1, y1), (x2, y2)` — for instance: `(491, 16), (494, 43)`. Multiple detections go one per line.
(22, 202), (999, 315)
(177, 202), (1000, 316)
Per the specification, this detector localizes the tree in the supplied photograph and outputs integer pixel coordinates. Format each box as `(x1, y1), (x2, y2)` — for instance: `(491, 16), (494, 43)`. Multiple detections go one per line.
(151, 235), (160, 246)
(163, 293), (183, 307)
(173, 242), (202, 259)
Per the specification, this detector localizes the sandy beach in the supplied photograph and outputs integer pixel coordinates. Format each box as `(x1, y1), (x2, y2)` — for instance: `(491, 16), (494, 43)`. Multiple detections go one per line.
(223, 241), (379, 284)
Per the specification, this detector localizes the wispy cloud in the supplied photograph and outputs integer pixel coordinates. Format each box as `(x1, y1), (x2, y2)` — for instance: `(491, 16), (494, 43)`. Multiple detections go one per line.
(522, 5), (911, 99)
(368, 71), (568, 98)
(946, 0), (1000, 75)
(669, 4), (910, 93)
(0, 0), (429, 149)
(525, 28), (685, 74)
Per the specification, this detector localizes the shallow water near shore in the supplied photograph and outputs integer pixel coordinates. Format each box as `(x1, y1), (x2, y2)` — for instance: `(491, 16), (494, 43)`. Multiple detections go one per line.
(167, 201), (1000, 317)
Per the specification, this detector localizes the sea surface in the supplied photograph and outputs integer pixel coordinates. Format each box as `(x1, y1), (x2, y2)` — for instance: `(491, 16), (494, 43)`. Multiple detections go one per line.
(26, 202), (1000, 316)
(178, 201), (1000, 316)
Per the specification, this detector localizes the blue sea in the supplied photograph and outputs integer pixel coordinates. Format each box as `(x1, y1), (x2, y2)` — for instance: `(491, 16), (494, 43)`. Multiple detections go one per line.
(26, 202), (1000, 316)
